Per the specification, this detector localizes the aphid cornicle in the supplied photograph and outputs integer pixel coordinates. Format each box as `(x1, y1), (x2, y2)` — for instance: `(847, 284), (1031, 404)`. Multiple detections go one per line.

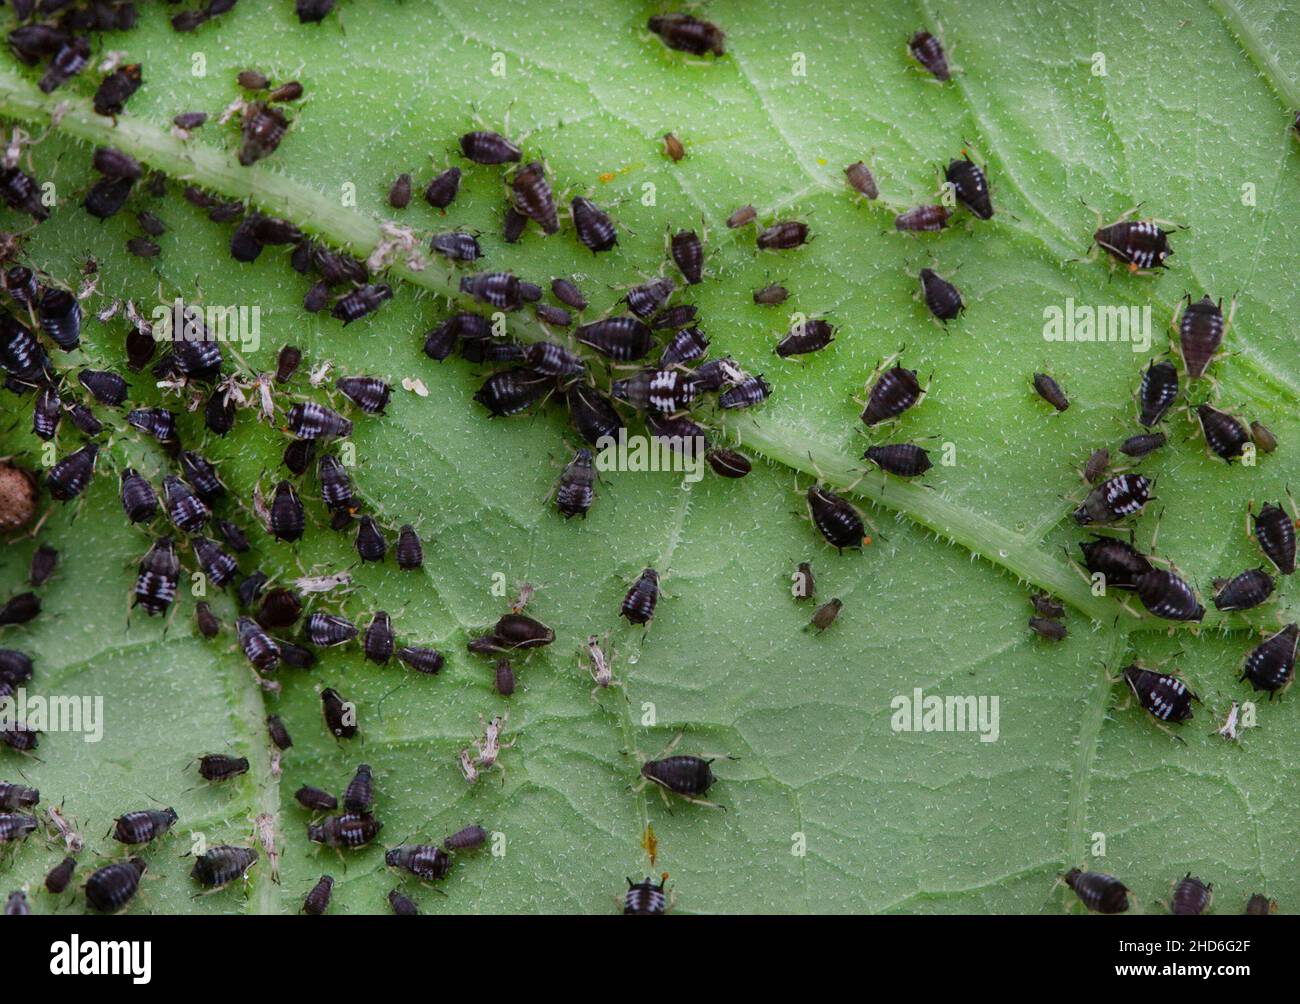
(1253, 502), (1296, 575)
(473, 367), (554, 417)
(266, 714), (292, 751)
(355, 516), (387, 562)
(112, 808), (179, 845)
(1123, 665), (1198, 723)
(1064, 869), (1129, 914)
(894, 205), (950, 232)
(270, 481), (306, 542)
(425, 167), (461, 209)
(648, 12), (726, 56)
(85, 858), (146, 913)
(430, 230), (482, 262)
(1196, 404), (1249, 462)
(1177, 295), (1225, 378)
(193, 537), (238, 588)
(776, 318), (834, 357)
(862, 365), (922, 425)
(919, 268), (963, 322)
(568, 382), (624, 446)
(865, 443), (933, 478)
(133, 537), (179, 616)
(1079, 536), (1152, 589)
(1212, 568), (1275, 612)
(460, 130), (522, 165)
(295, 786), (338, 812)
(624, 876), (669, 915)
(1119, 432), (1166, 458)
(398, 647), (444, 675)
(1137, 359), (1178, 426)
(304, 612), (358, 648)
(386, 844), (453, 882)
(945, 155), (993, 219)
(621, 568), (660, 626)
(719, 374), (771, 410)
(309, 811), (381, 848)
(332, 283), (393, 324)
(511, 162), (559, 234)
(1032, 373), (1069, 412)
(1170, 874), (1213, 916)
(321, 687), (358, 739)
(191, 845), (258, 889)
(1072, 473), (1151, 525)
(40, 289), (83, 350)
(45, 857), (77, 895)
(163, 475), (209, 534)
(364, 611), (395, 664)
(302, 875), (334, 915)
(1239, 623), (1298, 697)
(198, 753), (251, 782)
(757, 220), (810, 251)
(237, 616), (280, 673)
(1093, 214), (1174, 271)
(807, 484), (866, 552)
(671, 229), (704, 285)
(1136, 570), (1204, 622)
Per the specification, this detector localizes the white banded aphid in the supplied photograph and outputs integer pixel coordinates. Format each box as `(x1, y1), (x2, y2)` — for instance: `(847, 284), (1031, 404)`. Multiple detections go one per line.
(1072, 473), (1151, 525)
(612, 368), (699, 413)
(1239, 623), (1298, 697)
(1122, 664), (1198, 724)
(133, 537), (179, 616)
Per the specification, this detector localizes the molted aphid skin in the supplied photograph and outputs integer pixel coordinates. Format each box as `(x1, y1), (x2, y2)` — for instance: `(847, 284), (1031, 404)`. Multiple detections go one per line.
(671, 229), (704, 284)
(807, 484), (865, 552)
(1240, 623), (1298, 696)
(706, 448), (752, 478)
(270, 481), (305, 541)
(237, 616), (280, 673)
(719, 374), (771, 410)
(648, 13), (726, 56)
(1123, 665), (1198, 723)
(460, 130), (521, 165)
(321, 687), (359, 739)
(430, 231), (481, 262)
(266, 715), (293, 751)
(134, 537), (179, 616)
(556, 448), (596, 519)
(1118, 432), (1166, 458)
(198, 753), (251, 782)
(1032, 373), (1068, 411)
(193, 537), (238, 588)
(45, 857), (77, 894)
(191, 845), (257, 889)
(473, 367), (554, 417)
(1250, 422), (1277, 454)
(624, 876), (669, 915)
(1178, 295), (1225, 379)
(112, 808), (179, 845)
(613, 368), (700, 413)
(47, 443), (98, 502)
(1196, 404), (1249, 461)
(894, 205), (950, 232)
(397, 647), (444, 675)
(575, 317), (654, 361)
(1253, 503), (1296, 575)
(660, 326), (710, 366)
(295, 786), (338, 812)
(302, 875), (334, 915)
(945, 155), (992, 218)
(39, 289), (82, 350)
(1137, 360), (1178, 426)
(1136, 570), (1204, 622)
(512, 162), (559, 234)
(396, 524), (424, 570)
(304, 612), (358, 648)
(621, 569), (660, 626)
(776, 318), (834, 357)
(845, 161), (879, 199)
(1212, 569), (1275, 612)
(1064, 869), (1129, 914)
(1072, 473), (1151, 525)
(364, 611), (395, 664)
(919, 268), (963, 321)
(1094, 217), (1173, 271)
(1170, 874), (1213, 916)
(862, 365), (922, 425)
(425, 167), (462, 208)
(1079, 536), (1151, 589)
(757, 220), (810, 250)
(865, 443), (933, 478)
(385, 844), (453, 881)
(85, 858), (146, 913)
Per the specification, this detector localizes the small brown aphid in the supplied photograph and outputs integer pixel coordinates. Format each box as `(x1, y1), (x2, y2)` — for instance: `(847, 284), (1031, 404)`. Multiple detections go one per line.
(266, 715), (293, 751)
(757, 220), (810, 251)
(551, 277), (587, 311)
(238, 102), (289, 166)
(726, 205), (757, 229)
(1032, 373), (1069, 411)
(1032, 594), (1066, 619)
(753, 283), (789, 306)
(663, 133), (685, 161)
(385, 844), (453, 882)
(388, 173), (412, 209)
(1250, 422), (1277, 454)
(444, 824), (488, 852)
(173, 111), (208, 130)
(844, 161), (879, 199)
(45, 856), (77, 894)
(28, 544), (57, 588)
(909, 31), (950, 81)
(894, 205), (950, 232)
(237, 69), (270, 90)
(809, 598), (842, 633)
(198, 753), (250, 783)
(706, 448), (752, 478)
(294, 786), (337, 812)
(793, 562), (815, 601)
(268, 81), (304, 103)
(424, 167), (462, 209)
(647, 13), (726, 56)
(1244, 893), (1276, 915)
(1083, 448), (1111, 483)
(1119, 432), (1167, 458)
(275, 345), (302, 384)
(494, 659), (516, 696)
(1029, 616), (1068, 641)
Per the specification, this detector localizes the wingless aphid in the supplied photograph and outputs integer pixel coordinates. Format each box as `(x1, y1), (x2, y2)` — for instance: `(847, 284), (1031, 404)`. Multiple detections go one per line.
(332, 284), (393, 324)
(636, 735), (727, 810)
(1137, 360), (1178, 426)
(32, 386), (60, 440)
(719, 374), (771, 410)
(304, 612), (358, 647)
(1123, 664), (1198, 725)
(198, 753), (251, 782)
(28, 545), (57, 588)
(1135, 570), (1204, 622)
(1092, 211), (1174, 271)
(555, 447), (596, 519)
(193, 537), (238, 588)
(430, 231), (482, 262)
(671, 229), (704, 284)
(1029, 616), (1067, 641)
(47, 444), (97, 501)
(1033, 373), (1069, 411)
(706, 448), (751, 478)
(1212, 569), (1274, 612)
(473, 367), (554, 417)
(386, 844), (453, 882)
(460, 272), (521, 310)
(511, 162), (559, 234)
(133, 537), (179, 616)
(237, 616), (280, 673)
(623, 876), (670, 915)
(112, 808), (179, 845)
(660, 325), (709, 366)
(39, 290), (83, 350)
(945, 154), (992, 218)
(757, 220), (810, 250)
(1171, 874), (1213, 916)
(862, 365), (922, 425)
(568, 383), (624, 445)
(45, 857), (77, 894)
(364, 611), (395, 664)
(321, 688), (358, 739)
(1239, 623), (1298, 697)
(895, 205), (950, 232)
(460, 131), (521, 165)
(127, 407), (178, 445)
(84, 858), (146, 913)
(1064, 869), (1129, 914)
(919, 268), (963, 322)
(190, 845), (257, 889)
(395, 525), (423, 570)
(1119, 432), (1166, 459)
(302, 875), (334, 915)
(621, 569), (660, 626)
(613, 368), (699, 413)
(425, 167), (461, 209)
(807, 484), (866, 552)
(1072, 474), (1151, 525)
(1078, 536), (1152, 589)
(398, 647), (444, 675)
(256, 588), (302, 630)
(266, 715), (292, 751)
(295, 786), (337, 812)
(1177, 295), (1227, 379)
(1196, 404), (1249, 462)
(355, 516), (387, 562)
(1252, 501), (1296, 574)
(776, 318), (834, 357)
(865, 443), (932, 478)
(270, 481), (305, 541)
(308, 812), (381, 848)
(576, 317), (654, 361)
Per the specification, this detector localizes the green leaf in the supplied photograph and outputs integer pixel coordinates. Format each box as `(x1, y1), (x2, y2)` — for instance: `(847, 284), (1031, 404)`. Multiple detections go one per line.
(1, 0), (1298, 914)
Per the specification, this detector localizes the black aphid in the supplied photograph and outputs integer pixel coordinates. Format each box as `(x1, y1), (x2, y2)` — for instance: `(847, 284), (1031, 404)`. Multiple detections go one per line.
(494, 658), (515, 696)
(229, 220), (263, 263)
(460, 271), (521, 310)
(364, 611), (395, 665)
(174, 111), (208, 130)
(624, 277), (675, 319)
(180, 451), (224, 503)
(671, 229), (704, 284)
(445, 824), (488, 852)
(133, 537), (179, 616)
(1, 313), (49, 383)
(322, 687), (358, 739)
(646, 413), (709, 459)
(353, 516), (387, 563)
(0, 650), (34, 686)
(1213, 568), (1276, 613)
(45, 857), (77, 895)
(810, 598), (843, 632)
(39, 289), (82, 349)
(1028, 616), (1068, 641)
(195, 601), (221, 639)
(647, 13), (725, 56)
(38, 37), (90, 95)
(1239, 623), (1298, 697)
(237, 571), (268, 609)
(641, 753), (717, 800)
(621, 568), (660, 625)
(279, 641), (318, 670)
(894, 205), (950, 232)
(389, 173), (412, 209)
(332, 283), (393, 324)
(575, 316), (654, 361)
(1176, 295), (1224, 379)
(919, 268), (963, 321)
(556, 447), (596, 519)
(1136, 570), (1204, 621)
(283, 438), (315, 477)
(473, 367), (553, 417)
(303, 612), (356, 648)
(268, 481), (304, 542)
(807, 484), (865, 552)
(308, 812), (380, 847)
(424, 167), (462, 209)
(1171, 874), (1213, 916)
(309, 455), (350, 516)
(460, 337), (525, 365)
(613, 368), (700, 413)
(193, 537), (238, 588)
(0, 166), (49, 221)
(1244, 893), (1275, 915)
(4, 266), (37, 306)
(490, 613), (555, 650)
(302, 875), (334, 915)
(397, 647), (444, 675)
(0, 783), (37, 811)
(236, 616), (279, 673)
(198, 753), (251, 782)
(1196, 404), (1249, 461)
(342, 763), (374, 813)
(1032, 373), (1068, 412)
(706, 448), (752, 478)
(84, 858), (146, 913)
(295, 786), (338, 812)
(862, 365), (922, 425)
(945, 154), (992, 219)
(719, 374), (771, 410)
(551, 278), (587, 310)
(126, 407), (178, 445)
(239, 103), (288, 166)
(1137, 360), (1178, 426)
(0, 593), (39, 627)
(1118, 432), (1166, 458)
(126, 237), (160, 259)
(659, 326), (709, 367)
(653, 304), (699, 331)
(112, 808), (179, 845)
(385, 844), (453, 881)
(525, 341), (585, 379)
(47, 443), (98, 502)
(536, 303), (572, 327)
(28, 544), (57, 588)
(908, 30), (950, 80)
(162, 475), (209, 534)
(215, 518), (250, 554)
(568, 382), (624, 445)
(865, 443), (933, 478)
(1064, 869), (1128, 914)
(336, 375), (391, 416)
(275, 345), (302, 384)
(388, 889), (419, 915)
(67, 403), (102, 436)
(430, 230), (482, 262)
(137, 212), (165, 237)
(511, 162), (559, 234)
(776, 319), (834, 357)
(286, 401), (353, 440)
(256, 588), (302, 630)
(1123, 665), (1198, 722)
(757, 220), (810, 250)
(1078, 537), (1151, 590)
(190, 845), (257, 888)
(32, 386), (60, 440)
(1073, 473), (1151, 525)
(387, 524), (422, 572)
(93, 63), (142, 117)
(1253, 502), (1296, 575)
(460, 131), (521, 165)
(1093, 214), (1173, 271)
